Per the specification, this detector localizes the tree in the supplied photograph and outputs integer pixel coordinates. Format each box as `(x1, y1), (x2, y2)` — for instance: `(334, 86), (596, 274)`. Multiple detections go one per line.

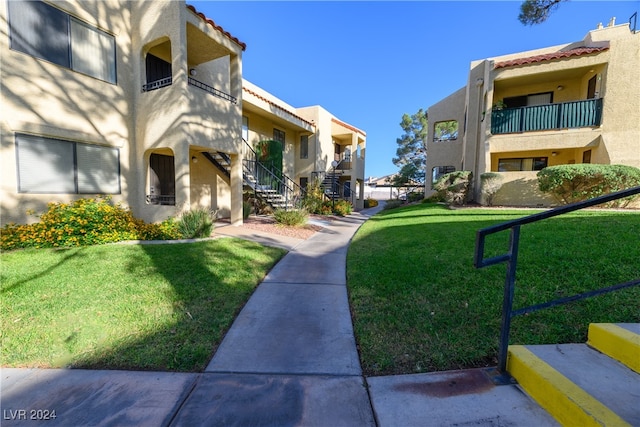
(518, 0), (568, 25)
(392, 109), (427, 186)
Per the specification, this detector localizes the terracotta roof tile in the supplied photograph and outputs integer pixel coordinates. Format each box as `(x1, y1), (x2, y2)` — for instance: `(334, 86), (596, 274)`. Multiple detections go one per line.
(331, 118), (366, 137)
(242, 87), (315, 128)
(494, 46), (608, 69)
(187, 4), (246, 51)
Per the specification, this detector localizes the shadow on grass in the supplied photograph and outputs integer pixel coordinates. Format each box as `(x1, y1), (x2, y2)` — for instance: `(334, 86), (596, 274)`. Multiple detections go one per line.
(347, 204), (640, 376)
(70, 239), (286, 372)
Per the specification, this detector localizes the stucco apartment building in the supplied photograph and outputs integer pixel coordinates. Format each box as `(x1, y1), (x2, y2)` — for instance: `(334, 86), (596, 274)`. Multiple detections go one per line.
(1, 0), (366, 227)
(425, 19), (640, 206)
(242, 81), (367, 210)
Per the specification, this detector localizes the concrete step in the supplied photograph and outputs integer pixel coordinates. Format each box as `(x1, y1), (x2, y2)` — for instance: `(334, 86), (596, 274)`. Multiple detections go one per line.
(507, 323), (640, 427)
(587, 323), (640, 374)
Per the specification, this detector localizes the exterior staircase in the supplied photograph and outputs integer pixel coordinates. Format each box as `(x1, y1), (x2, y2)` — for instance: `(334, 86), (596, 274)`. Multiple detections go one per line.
(202, 144), (301, 211)
(320, 170), (343, 201)
(242, 171), (295, 210)
(506, 323), (640, 426)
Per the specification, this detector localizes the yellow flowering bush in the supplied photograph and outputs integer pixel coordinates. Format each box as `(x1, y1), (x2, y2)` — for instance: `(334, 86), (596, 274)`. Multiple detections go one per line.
(1, 197), (180, 251)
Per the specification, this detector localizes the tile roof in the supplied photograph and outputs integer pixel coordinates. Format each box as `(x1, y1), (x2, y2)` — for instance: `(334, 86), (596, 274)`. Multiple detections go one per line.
(331, 118), (366, 137)
(494, 46), (608, 69)
(186, 4), (246, 51)
(242, 86), (315, 128)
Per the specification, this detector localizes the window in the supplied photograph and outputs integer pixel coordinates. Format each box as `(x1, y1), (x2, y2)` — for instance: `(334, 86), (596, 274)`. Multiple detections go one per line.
(273, 128), (285, 143)
(300, 135), (308, 159)
(16, 134), (120, 194)
(144, 53), (171, 91)
(587, 75), (597, 99)
(242, 116), (249, 141)
(582, 150), (592, 164)
(434, 120), (459, 141)
(498, 157), (548, 172)
(9, 1), (116, 83)
(148, 153), (175, 205)
(300, 177), (308, 190)
(503, 92), (553, 108)
(432, 166), (455, 185)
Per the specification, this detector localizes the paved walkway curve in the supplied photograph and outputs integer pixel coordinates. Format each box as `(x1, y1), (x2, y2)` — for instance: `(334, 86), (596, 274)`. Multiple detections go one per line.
(171, 209), (381, 426)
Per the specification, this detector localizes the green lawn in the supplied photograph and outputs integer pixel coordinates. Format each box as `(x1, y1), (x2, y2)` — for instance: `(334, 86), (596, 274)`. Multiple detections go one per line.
(1, 239), (285, 372)
(347, 203), (640, 376)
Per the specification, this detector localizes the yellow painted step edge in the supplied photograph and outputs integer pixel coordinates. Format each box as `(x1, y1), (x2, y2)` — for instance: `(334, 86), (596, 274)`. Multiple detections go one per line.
(587, 323), (640, 374)
(507, 345), (631, 427)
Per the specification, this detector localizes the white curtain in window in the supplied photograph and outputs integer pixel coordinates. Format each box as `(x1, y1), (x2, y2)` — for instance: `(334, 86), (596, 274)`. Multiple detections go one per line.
(76, 144), (120, 194)
(527, 93), (552, 106)
(71, 18), (116, 83)
(17, 135), (75, 193)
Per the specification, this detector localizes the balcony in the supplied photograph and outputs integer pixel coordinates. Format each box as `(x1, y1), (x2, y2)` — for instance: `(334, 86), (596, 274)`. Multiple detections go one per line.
(491, 98), (603, 135)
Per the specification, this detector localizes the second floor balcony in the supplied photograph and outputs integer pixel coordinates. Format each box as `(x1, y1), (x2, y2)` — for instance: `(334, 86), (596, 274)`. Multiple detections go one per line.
(491, 98), (603, 135)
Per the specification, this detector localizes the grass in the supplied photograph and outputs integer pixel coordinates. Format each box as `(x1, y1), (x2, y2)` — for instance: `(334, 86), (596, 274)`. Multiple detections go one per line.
(1, 239), (285, 372)
(347, 203), (640, 376)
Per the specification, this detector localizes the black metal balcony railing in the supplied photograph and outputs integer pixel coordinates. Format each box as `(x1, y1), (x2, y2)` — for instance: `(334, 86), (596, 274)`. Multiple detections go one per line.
(145, 194), (175, 206)
(491, 98), (603, 134)
(188, 77), (237, 104)
(142, 76), (172, 92)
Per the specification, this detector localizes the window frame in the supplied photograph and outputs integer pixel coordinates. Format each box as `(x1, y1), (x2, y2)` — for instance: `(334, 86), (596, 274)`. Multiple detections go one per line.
(433, 120), (459, 142)
(15, 133), (121, 194)
(273, 128), (285, 144)
(431, 165), (455, 187)
(300, 135), (309, 159)
(497, 157), (548, 172)
(8, 0), (117, 84)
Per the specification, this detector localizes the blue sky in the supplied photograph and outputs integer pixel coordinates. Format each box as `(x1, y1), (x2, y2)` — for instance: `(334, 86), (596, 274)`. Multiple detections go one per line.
(191, 1), (639, 178)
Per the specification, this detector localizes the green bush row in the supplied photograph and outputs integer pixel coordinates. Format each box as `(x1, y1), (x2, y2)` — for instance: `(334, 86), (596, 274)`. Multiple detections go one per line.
(537, 164), (640, 206)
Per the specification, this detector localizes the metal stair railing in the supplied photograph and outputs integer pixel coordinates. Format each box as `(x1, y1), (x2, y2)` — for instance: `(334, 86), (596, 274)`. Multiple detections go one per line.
(242, 139), (306, 210)
(474, 185), (640, 384)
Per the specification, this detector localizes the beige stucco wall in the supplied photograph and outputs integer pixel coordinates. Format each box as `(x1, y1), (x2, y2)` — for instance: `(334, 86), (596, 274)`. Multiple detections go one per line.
(0, 0), (135, 225)
(1, 0), (246, 226)
(297, 105), (367, 209)
(425, 87), (466, 196)
(133, 1), (244, 223)
(489, 172), (556, 207)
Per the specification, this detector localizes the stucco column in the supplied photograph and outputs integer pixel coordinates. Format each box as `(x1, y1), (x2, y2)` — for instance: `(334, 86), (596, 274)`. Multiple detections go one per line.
(175, 143), (191, 212)
(229, 152), (243, 226)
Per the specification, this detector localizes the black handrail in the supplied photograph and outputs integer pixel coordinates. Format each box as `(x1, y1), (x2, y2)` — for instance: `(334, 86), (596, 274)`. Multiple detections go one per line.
(242, 139), (306, 210)
(188, 77), (237, 104)
(474, 185), (640, 383)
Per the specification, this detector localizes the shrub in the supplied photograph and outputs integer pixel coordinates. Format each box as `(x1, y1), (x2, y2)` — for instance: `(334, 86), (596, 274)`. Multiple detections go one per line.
(177, 208), (216, 239)
(364, 198), (379, 208)
(537, 164), (640, 206)
(332, 199), (353, 216)
(301, 178), (325, 214)
(0, 197), (181, 251)
(243, 201), (252, 219)
(320, 202), (334, 215)
(384, 200), (403, 210)
(433, 171), (473, 205)
(408, 192), (424, 203)
(480, 172), (504, 206)
(273, 208), (308, 227)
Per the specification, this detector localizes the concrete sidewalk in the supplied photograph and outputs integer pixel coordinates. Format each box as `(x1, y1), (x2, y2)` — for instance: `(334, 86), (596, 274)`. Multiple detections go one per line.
(1, 205), (558, 426)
